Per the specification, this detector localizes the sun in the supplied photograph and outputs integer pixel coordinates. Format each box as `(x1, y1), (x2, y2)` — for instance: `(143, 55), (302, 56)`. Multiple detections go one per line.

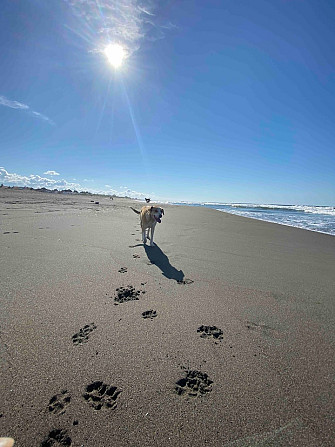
(104, 44), (126, 69)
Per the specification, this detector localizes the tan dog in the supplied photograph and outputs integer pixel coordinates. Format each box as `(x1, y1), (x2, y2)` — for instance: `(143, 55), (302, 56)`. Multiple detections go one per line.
(131, 206), (164, 246)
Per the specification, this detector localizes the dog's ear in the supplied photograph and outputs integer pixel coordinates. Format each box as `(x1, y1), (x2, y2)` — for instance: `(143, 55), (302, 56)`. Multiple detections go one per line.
(161, 208), (164, 215)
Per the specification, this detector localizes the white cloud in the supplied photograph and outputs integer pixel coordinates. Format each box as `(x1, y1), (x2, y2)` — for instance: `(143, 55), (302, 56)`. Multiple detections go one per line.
(0, 96), (29, 110)
(0, 167), (80, 190)
(103, 185), (150, 199)
(44, 170), (60, 176)
(64, 0), (176, 58)
(0, 95), (55, 126)
(0, 167), (156, 200)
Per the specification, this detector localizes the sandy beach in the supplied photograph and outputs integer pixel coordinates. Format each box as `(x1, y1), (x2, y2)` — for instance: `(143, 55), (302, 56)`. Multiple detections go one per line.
(1, 188), (334, 447)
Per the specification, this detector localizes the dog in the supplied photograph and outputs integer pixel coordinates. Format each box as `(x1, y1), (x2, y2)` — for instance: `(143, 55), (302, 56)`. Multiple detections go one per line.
(131, 206), (164, 246)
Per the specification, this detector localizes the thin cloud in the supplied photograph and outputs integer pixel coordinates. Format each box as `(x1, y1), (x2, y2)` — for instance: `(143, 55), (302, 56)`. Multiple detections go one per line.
(64, 0), (176, 58)
(0, 95), (55, 126)
(30, 111), (55, 126)
(44, 170), (60, 176)
(0, 96), (29, 110)
(138, 5), (155, 16)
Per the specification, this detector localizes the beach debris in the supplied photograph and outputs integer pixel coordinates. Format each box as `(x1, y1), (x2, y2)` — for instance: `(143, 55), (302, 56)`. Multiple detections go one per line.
(142, 310), (157, 320)
(83, 381), (121, 410)
(114, 285), (142, 305)
(175, 370), (213, 397)
(41, 429), (72, 447)
(48, 390), (71, 415)
(72, 323), (97, 345)
(197, 325), (223, 342)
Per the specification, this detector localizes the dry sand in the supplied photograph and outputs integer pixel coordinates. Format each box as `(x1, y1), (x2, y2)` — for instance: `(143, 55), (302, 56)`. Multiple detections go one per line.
(0, 188), (334, 446)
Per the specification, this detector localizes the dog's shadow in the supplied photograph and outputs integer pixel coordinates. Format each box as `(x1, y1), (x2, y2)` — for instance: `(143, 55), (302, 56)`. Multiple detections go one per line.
(144, 244), (185, 282)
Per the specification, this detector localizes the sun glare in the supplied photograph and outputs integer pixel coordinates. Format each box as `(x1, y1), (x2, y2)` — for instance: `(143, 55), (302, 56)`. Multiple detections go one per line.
(104, 44), (126, 68)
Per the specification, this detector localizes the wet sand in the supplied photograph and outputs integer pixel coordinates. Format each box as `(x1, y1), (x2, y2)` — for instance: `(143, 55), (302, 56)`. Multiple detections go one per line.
(1, 188), (334, 446)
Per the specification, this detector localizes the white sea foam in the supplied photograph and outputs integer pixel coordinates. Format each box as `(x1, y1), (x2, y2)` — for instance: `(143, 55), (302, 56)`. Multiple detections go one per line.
(171, 201), (335, 235)
(228, 203), (335, 216)
(216, 205), (335, 236)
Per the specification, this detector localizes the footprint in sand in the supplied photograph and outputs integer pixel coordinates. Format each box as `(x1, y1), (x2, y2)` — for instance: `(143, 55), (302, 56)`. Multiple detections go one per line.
(113, 285), (144, 305)
(177, 278), (194, 285)
(83, 381), (122, 410)
(175, 370), (213, 397)
(41, 429), (72, 447)
(48, 390), (71, 415)
(142, 310), (157, 320)
(197, 325), (223, 342)
(132, 253), (140, 258)
(246, 321), (277, 338)
(118, 267), (127, 273)
(72, 323), (97, 345)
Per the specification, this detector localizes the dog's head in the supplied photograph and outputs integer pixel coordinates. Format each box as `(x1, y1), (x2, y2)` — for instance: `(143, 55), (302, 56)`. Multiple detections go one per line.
(150, 206), (164, 223)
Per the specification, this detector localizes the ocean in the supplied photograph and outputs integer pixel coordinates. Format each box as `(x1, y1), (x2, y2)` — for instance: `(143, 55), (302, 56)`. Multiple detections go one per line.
(174, 202), (335, 236)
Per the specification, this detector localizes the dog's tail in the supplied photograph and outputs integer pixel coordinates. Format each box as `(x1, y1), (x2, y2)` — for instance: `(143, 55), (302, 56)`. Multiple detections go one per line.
(130, 207), (140, 215)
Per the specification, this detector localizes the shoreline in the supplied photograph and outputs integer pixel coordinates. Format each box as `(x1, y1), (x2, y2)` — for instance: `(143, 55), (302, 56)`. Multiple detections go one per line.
(171, 201), (335, 237)
(1, 188), (334, 446)
(216, 208), (335, 237)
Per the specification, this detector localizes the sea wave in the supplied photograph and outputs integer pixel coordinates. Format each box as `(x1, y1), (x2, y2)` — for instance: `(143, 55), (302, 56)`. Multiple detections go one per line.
(216, 207), (335, 236)
(227, 204), (335, 216)
(171, 201), (335, 235)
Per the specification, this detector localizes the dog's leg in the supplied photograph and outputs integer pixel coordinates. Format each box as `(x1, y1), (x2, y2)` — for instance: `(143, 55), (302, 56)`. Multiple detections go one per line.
(150, 225), (155, 246)
(142, 227), (147, 244)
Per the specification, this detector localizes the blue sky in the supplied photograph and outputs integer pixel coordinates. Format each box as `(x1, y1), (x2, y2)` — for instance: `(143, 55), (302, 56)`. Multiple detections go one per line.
(1, 0), (334, 204)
